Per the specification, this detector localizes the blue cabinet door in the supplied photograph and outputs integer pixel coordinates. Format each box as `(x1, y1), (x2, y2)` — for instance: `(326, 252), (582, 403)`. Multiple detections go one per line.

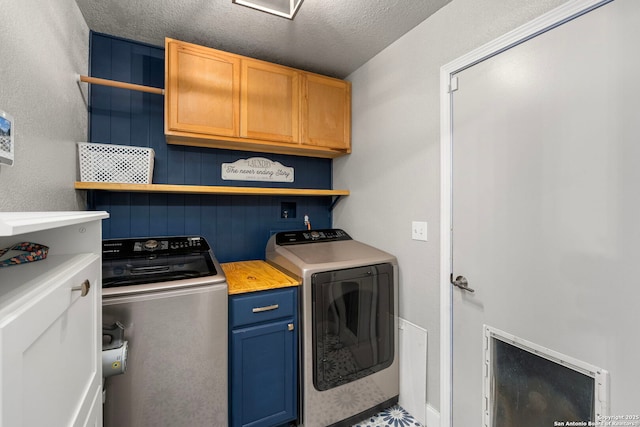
(230, 317), (297, 427)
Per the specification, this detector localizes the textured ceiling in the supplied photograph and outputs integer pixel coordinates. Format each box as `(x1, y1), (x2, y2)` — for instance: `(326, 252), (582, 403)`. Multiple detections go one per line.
(74, 0), (451, 78)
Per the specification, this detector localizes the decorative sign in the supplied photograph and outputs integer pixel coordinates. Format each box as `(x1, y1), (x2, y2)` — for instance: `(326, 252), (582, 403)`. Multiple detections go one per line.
(222, 157), (294, 183)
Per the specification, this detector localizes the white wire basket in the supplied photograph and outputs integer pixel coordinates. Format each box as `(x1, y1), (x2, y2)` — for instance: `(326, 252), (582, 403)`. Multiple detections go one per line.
(78, 142), (154, 184)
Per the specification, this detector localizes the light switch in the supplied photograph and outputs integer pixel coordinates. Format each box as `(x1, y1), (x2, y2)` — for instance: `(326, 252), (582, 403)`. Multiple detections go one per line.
(412, 221), (428, 241)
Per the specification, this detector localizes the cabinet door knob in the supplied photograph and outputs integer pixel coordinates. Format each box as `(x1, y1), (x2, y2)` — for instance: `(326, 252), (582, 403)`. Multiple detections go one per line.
(288, 323), (294, 331)
(72, 279), (91, 297)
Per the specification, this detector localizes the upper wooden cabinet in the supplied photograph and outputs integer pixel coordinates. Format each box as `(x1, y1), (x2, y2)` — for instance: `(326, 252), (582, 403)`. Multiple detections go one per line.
(165, 39), (240, 137)
(301, 73), (351, 151)
(241, 59), (299, 144)
(165, 38), (351, 158)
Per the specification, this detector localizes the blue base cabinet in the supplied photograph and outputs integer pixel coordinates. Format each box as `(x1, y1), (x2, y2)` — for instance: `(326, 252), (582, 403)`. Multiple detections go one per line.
(229, 287), (298, 427)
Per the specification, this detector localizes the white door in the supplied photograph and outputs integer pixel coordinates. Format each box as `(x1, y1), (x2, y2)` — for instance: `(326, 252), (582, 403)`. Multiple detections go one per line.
(449, 0), (640, 425)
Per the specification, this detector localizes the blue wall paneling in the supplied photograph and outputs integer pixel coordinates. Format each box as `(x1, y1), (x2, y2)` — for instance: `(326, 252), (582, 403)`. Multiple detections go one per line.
(88, 32), (334, 262)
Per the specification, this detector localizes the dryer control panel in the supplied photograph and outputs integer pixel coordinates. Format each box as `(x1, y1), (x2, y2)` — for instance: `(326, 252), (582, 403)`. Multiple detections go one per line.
(275, 229), (352, 245)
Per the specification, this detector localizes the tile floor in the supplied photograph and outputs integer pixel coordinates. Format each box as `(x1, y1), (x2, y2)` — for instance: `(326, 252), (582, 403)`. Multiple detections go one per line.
(351, 404), (423, 427)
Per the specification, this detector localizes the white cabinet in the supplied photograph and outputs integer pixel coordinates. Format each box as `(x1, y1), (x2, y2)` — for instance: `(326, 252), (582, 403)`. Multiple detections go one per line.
(0, 211), (108, 427)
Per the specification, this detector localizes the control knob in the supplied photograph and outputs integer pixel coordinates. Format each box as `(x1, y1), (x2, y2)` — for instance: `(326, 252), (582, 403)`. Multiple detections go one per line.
(143, 239), (159, 250)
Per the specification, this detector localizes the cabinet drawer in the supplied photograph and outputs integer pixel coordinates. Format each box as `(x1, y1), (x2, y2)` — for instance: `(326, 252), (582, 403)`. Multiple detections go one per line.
(230, 287), (296, 328)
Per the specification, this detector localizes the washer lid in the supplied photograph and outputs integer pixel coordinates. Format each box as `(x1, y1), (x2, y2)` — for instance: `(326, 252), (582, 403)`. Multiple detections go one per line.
(102, 236), (223, 288)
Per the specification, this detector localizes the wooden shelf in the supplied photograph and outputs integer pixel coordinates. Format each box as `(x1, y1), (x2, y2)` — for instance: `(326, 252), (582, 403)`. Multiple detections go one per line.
(74, 181), (349, 197)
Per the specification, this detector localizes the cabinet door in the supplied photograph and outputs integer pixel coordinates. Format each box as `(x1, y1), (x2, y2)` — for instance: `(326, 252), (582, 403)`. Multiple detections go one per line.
(241, 59), (299, 143)
(0, 255), (102, 427)
(301, 73), (351, 150)
(231, 318), (297, 427)
(166, 39), (240, 137)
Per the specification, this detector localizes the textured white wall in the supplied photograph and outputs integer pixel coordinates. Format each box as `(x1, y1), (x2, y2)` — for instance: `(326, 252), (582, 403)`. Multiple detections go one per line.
(334, 0), (570, 412)
(0, 0), (89, 211)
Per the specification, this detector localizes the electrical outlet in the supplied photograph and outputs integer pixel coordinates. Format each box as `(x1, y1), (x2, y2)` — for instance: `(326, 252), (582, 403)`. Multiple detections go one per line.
(412, 221), (428, 241)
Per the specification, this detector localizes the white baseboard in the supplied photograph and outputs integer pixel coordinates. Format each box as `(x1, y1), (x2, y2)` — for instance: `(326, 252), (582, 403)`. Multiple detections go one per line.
(398, 318), (428, 425)
(425, 403), (440, 427)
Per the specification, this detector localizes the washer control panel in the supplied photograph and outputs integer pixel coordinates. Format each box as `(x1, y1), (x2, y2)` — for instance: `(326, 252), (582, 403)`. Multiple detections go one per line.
(103, 236), (209, 258)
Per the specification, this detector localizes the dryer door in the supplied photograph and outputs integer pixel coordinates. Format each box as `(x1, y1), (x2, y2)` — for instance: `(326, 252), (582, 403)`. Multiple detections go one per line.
(311, 263), (394, 391)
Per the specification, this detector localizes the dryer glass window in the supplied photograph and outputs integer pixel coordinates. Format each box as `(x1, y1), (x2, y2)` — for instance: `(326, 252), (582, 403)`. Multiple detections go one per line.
(312, 263), (394, 391)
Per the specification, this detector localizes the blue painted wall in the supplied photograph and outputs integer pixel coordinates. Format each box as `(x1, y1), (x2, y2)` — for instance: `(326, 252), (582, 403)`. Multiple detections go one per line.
(88, 33), (333, 262)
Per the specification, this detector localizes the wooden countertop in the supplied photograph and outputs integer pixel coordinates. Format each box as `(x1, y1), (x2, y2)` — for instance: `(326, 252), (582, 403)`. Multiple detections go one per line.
(221, 260), (300, 295)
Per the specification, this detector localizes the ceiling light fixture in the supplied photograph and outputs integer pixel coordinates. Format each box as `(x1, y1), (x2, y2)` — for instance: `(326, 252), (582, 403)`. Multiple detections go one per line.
(232, 0), (303, 19)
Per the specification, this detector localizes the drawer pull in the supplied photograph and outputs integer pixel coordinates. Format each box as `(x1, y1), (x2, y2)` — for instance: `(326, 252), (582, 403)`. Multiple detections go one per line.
(72, 280), (91, 297)
(252, 304), (279, 313)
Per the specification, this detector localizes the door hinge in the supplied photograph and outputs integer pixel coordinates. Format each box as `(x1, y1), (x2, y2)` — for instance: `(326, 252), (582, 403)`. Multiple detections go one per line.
(449, 76), (459, 93)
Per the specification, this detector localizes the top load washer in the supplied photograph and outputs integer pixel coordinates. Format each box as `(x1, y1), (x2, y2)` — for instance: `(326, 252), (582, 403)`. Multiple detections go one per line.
(266, 229), (399, 427)
(102, 236), (228, 427)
